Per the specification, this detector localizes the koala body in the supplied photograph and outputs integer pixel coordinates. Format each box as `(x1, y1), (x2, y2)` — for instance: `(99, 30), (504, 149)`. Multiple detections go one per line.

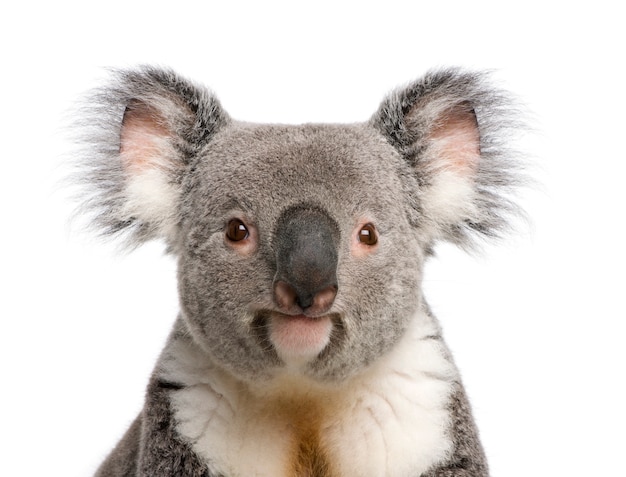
(81, 67), (520, 477)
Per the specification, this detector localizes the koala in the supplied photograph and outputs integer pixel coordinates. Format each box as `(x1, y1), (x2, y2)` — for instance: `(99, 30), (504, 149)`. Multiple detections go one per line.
(77, 66), (521, 477)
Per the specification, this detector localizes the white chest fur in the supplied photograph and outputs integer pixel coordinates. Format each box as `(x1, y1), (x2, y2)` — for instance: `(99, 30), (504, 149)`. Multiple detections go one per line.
(160, 312), (457, 477)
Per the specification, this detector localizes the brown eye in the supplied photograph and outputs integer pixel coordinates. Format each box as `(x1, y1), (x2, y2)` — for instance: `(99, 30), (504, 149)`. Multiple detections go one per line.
(226, 219), (249, 242)
(358, 223), (378, 246)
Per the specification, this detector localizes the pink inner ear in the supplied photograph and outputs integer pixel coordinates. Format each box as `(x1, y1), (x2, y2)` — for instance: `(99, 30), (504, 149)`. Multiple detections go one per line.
(428, 105), (481, 175)
(120, 102), (171, 172)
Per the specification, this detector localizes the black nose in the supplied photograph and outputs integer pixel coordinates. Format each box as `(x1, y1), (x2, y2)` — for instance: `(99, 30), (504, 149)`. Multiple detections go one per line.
(273, 205), (339, 316)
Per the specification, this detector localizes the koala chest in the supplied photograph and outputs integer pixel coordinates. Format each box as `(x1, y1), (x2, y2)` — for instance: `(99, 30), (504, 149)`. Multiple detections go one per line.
(165, 318), (457, 477)
(173, 385), (332, 476)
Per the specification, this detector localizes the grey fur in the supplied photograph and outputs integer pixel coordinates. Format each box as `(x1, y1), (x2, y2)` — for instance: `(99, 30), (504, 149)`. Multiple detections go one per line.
(74, 66), (230, 248)
(77, 66), (523, 476)
(370, 67), (524, 249)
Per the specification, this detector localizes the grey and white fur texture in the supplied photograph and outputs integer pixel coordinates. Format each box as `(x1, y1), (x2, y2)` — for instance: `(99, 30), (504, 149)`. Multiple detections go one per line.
(77, 66), (522, 477)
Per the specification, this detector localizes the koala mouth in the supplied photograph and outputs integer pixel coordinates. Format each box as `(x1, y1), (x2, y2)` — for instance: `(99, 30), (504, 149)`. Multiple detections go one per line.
(252, 311), (344, 366)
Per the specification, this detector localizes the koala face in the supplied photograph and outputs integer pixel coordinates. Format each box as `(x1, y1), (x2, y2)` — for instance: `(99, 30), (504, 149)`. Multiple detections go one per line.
(176, 124), (425, 380)
(78, 67), (519, 384)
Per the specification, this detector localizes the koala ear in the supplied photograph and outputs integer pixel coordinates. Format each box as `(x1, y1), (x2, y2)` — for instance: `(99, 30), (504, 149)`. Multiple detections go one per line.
(371, 68), (523, 248)
(75, 66), (230, 249)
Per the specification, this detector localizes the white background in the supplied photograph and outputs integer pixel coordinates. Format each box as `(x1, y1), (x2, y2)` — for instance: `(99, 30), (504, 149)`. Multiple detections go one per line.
(1, 1), (624, 476)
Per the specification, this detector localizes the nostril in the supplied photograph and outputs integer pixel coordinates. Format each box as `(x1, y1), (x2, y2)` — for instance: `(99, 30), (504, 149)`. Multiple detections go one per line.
(273, 279), (338, 316)
(312, 285), (337, 314)
(273, 280), (299, 313)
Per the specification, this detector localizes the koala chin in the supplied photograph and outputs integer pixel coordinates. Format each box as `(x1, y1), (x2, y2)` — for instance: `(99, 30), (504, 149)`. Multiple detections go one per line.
(76, 66), (523, 477)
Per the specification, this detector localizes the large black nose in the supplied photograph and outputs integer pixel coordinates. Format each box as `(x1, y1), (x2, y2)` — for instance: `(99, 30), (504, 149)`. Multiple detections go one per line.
(273, 205), (339, 316)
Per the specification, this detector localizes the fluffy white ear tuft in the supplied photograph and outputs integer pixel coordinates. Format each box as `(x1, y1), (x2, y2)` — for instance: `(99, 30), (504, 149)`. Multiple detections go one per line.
(118, 102), (181, 241)
(419, 103), (482, 232)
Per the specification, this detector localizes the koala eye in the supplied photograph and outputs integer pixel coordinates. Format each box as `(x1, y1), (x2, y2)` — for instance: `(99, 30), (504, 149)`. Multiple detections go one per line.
(226, 219), (249, 242)
(358, 223), (378, 246)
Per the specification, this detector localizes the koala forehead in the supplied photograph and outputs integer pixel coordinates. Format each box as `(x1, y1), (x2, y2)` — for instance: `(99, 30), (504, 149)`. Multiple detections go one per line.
(186, 122), (414, 228)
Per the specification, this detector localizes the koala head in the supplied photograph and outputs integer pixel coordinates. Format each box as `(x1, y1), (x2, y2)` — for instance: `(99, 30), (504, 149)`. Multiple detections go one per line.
(78, 67), (520, 382)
